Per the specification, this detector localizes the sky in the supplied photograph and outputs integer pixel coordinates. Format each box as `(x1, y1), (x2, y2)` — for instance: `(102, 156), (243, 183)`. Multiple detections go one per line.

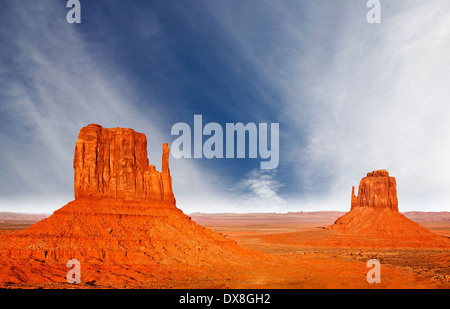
(1, 0), (450, 214)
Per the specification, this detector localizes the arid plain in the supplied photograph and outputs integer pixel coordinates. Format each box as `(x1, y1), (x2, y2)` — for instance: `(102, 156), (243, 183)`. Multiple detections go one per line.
(0, 211), (449, 289)
(192, 211), (450, 289)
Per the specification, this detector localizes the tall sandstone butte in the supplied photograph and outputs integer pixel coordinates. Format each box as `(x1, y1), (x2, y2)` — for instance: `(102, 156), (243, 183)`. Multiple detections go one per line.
(0, 124), (247, 284)
(73, 124), (174, 202)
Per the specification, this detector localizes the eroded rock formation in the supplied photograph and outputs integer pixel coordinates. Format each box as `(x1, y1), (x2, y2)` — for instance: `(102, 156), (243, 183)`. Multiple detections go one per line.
(329, 170), (450, 246)
(73, 124), (174, 202)
(0, 124), (247, 286)
(350, 169), (398, 211)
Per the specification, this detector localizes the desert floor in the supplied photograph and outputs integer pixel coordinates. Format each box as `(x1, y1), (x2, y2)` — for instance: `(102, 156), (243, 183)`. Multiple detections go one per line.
(0, 213), (449, 289)
(189, 213), (450, 289)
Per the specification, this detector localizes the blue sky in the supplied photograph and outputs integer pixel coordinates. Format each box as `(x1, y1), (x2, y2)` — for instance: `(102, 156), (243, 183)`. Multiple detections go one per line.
(1, 0), (450, 214)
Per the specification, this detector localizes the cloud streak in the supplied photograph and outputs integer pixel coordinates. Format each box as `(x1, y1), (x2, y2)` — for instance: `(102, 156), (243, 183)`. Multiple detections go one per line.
(238, 169), (287, 212)
(0, 1), (215, 213)
(285, 1), (450, 210)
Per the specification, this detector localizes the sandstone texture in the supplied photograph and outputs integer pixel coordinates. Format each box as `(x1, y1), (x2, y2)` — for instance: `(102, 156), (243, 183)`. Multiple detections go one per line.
(350, 169), (398, 211)
(73, 124), (174, 202)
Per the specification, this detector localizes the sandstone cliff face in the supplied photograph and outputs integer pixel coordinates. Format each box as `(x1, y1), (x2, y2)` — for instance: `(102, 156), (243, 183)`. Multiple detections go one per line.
(73, 124), (174, 203)
(0, 124), (247, 286)
(351, 169), (398, 211)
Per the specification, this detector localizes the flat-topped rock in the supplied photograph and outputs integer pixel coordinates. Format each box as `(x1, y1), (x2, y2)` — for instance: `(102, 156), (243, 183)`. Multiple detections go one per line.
(73, 124), (174, 202)
(351, 169), (398, 211)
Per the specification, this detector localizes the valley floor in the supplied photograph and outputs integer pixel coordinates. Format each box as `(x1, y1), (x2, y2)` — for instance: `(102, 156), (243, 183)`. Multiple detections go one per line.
(0, 213), (449, 289)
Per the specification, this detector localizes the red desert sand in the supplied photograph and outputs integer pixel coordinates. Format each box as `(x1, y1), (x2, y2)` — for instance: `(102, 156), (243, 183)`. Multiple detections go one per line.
(0, 124), (449, 289)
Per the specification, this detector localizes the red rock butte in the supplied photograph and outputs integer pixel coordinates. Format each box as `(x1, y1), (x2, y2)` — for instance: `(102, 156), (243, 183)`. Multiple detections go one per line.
(350, 169), (398, 211)
(0, 124), (250, 285)
(328, 170), (450, 247)
(73, 124), (174, 202)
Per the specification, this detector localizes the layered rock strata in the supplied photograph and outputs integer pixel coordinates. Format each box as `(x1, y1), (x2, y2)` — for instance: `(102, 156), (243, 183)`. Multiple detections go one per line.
(0, 124), (244, 282)
(73, 124), (174, 202)
(350, 169), (398, 211)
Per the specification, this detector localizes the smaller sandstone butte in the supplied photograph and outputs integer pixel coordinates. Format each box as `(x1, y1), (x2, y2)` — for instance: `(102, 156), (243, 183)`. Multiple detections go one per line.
(73, 124), (174, 202)
(328, 170), (450, 247)
(350, 169), (398, 211)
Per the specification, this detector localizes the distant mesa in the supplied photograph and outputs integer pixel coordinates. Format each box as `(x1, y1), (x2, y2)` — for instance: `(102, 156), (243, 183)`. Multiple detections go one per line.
(328, 169), (450, 246)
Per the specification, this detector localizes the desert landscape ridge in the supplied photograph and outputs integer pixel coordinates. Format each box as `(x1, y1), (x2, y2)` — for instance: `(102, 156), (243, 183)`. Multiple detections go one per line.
(0, 125), (449, 289)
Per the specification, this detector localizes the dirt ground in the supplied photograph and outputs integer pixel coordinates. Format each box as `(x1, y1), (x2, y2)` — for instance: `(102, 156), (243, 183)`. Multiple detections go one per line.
(1, 214), (449, 289)
(190, 214), (450, 289)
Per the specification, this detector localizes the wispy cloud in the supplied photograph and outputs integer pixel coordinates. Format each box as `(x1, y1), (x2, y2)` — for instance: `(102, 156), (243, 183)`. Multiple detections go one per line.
(0, 1), (204, 212)
(238, 169), (287, 212)
(0, 5), (152, 173)
(0, 0), (267, 214)
(287, 1), (450, 210)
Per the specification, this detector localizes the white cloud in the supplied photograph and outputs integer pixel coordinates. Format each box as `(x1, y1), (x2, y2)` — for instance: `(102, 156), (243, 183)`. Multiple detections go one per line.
(238, 169), (287, 211)
(0, 2), (159, 191)
(174, 167), (288, 214)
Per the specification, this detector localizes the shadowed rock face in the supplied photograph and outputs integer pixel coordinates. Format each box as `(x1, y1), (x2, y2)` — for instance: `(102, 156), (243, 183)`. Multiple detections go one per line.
(73, 124), (174, 203)
(351, 169), (398, 211)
